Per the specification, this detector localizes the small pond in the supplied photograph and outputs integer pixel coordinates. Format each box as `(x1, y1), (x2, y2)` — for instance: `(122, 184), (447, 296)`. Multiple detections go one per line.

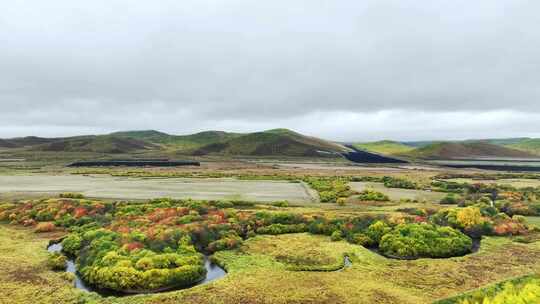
(47, 242), (226, 296)
(340, 256), (352, 270)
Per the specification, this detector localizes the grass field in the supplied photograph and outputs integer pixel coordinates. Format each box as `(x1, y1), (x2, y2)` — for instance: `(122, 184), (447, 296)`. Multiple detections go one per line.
(526, 216), (540, 228)
(0, 225), (82, 304)
(353, 141), (415, 155)
(349, 182), (447, 202)
(1, 225), (538, 304)
(445, 178), (540, 188)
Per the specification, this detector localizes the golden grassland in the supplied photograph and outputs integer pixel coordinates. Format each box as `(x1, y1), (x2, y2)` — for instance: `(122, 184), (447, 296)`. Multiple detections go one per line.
(1, 224), (539, 304)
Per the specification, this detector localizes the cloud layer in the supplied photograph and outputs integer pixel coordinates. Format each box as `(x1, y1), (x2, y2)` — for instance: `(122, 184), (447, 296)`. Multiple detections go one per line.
(1, 0), (539, 140)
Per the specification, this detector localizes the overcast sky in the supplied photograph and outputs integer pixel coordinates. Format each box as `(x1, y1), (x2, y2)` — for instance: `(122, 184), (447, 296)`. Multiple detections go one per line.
(1, 0), (539, 141)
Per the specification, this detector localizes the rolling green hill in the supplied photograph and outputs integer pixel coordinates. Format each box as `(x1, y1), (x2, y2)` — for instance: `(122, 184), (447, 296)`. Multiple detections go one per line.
(112, 130), (242, 150)
(32, 135), (157, 154)
(353, 140), (415, 155)
(481, 137), (530, 146)
(192, 129), (349, 157)
(399, 141), (535, 160)
(110, 130), (171, 142)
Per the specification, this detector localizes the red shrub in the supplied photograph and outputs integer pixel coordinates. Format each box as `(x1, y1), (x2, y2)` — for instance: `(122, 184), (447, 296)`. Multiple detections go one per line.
(125, 242), (144, 252)
(73, 207), (88, 219)
(414, 216), (427, 223)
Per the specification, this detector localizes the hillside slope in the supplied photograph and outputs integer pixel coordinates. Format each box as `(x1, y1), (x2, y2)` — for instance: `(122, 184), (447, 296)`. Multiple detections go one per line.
(353, 140), (415, 155)
(0, 139), (18, 148)
(112, 130), (242, 150)
(399, 142), (535, 160)
(506, 139), (540, 156)
(192, 129), (349, 157)
(32, 136), (157, 154)
(0, 136), (58, 148)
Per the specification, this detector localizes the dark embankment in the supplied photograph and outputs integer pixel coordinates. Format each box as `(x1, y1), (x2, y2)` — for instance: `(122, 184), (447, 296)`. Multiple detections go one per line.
(441, 162), (540, 172)
(343, 145), (408, 164)
(68, 159), (200, 167)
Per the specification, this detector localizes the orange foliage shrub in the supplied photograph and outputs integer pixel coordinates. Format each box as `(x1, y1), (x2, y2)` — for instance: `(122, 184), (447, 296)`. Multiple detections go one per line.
(35, 222), (56, 233)
(125, 242), (144, 252)
(73, 207), (88, 218)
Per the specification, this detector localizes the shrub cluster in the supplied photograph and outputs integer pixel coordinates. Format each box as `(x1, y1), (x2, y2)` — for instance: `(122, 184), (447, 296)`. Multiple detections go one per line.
(431, 205), (528, 238)
(356, 189), (389, 202)
(47, 252), (67, 271)
(440, 193), (463, 205)
(59, 193), (85, 199)
(458, 279), (540, 304)
(382, 176), (418, 189)
(303, 177), (355, 203)
(379, 223), (472, 259)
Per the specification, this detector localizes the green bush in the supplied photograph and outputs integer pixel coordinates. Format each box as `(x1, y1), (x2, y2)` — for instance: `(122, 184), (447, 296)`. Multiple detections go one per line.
(256, 223), (307, 235)
(366, 221), (391, 243)
(212, 200), (234, 208)
(47, 252), (67, 271)
(349, 233), (374, 246)
(459, 279), (540, 304)
(440, 194), (461, 205)
(271, 201), (289, 208)
(61, 234), (83, 255)
(330, 230), (343, 241)
(382, 176), (417, 189)
(379, 223), (472, 259)
(357, 190), (389, 202)
(59, 193), (85, 199)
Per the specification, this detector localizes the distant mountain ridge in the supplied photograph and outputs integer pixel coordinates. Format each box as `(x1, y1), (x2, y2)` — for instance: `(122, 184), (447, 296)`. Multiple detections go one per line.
(0, 129), (349, 157)
(4, 130), (540, 159)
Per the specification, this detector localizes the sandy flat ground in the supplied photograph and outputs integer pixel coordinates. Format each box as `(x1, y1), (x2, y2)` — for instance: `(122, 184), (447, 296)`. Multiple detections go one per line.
(0, 175), (315, 203)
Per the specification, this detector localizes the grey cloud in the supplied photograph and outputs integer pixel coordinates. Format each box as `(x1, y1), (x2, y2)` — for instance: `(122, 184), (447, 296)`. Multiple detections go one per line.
(1, 0), (540, 139)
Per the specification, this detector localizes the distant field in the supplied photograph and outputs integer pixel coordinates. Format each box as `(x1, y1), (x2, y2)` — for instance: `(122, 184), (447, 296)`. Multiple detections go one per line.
(349, 182), (446, 202)
(353, 141), (415, 155)
(446, 178), (540, 188)
(0, 175), (315, 203)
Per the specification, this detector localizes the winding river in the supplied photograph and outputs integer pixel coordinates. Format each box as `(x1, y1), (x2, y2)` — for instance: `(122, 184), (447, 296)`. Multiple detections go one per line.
(47, 242), (226, 296)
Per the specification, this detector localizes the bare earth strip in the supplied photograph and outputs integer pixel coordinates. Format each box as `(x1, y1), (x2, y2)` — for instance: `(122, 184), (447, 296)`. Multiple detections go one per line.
(0, 175), (316, 203)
